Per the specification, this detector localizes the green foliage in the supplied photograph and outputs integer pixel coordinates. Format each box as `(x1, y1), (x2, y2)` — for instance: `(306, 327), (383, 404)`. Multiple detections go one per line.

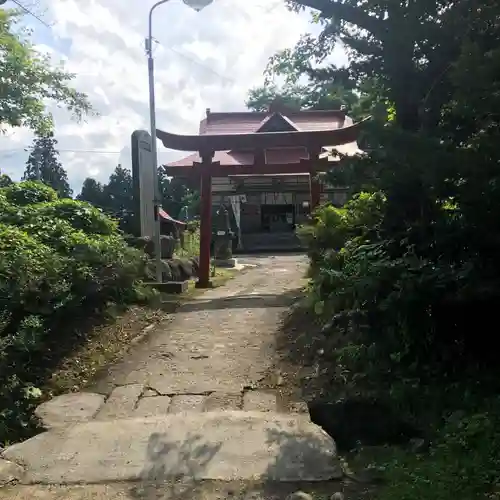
(246, 81), (362, 116)
(270, 1), (500, 497)
(30, 199), (118, 236)
(378, 403), (500, 500)
(78, 164), (200, 236)
(0, 181), (147, 445)
(0, 172), (12, 188)
(0, 9), (93, 133)
(2, 180), (58, 206)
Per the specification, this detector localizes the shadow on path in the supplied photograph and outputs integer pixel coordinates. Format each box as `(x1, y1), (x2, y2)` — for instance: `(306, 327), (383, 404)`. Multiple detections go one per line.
(127, 424), (351, 500)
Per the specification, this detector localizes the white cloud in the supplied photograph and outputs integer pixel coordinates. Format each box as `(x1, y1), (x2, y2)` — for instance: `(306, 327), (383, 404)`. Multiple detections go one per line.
(0, 0), (347, 192)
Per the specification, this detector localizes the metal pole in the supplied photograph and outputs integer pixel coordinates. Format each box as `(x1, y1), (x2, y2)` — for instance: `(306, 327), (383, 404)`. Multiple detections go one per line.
(146, 0), (170, 283)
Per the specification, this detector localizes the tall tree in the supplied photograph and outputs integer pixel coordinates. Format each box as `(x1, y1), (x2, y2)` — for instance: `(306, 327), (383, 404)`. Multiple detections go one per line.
(276, 0), (488, 133)
(0, 9), (92, 133)
(102, 164), (134, 218)
(77, 178), (106, 208)
(23, 132), (72, 198)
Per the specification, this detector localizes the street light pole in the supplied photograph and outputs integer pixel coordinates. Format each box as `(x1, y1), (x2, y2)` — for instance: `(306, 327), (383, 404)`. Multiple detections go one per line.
(146, 0), (214, 284)
(146, 0), (170, 284)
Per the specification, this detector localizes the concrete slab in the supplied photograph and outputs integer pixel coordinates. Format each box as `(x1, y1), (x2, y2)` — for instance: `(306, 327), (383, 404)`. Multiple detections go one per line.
(35, 393), (105, 429)
(95, 385), (144, 420)
(3, 412), (341, 484)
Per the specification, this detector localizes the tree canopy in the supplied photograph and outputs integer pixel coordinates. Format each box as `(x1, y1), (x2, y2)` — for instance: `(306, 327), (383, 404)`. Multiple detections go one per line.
(0, 8), (93, 133)
(278, 0), (498, 134)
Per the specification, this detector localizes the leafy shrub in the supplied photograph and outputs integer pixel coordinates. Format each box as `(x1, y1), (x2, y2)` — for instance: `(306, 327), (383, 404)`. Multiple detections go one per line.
(1, 180), (58, 206)
(29, 199), (118, 235)
(0, 181), (148, 445)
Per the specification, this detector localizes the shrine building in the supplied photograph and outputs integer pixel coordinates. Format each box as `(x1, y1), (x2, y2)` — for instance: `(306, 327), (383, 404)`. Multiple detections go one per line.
(158, 103), (365, 287)
(162, 103), (363, 253)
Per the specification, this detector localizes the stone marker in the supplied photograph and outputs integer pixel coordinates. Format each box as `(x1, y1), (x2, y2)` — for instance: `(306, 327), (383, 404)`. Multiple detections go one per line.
(95, 384), (144, 420)
(35, 393), (105, 429)
(3, 412), (342, 484)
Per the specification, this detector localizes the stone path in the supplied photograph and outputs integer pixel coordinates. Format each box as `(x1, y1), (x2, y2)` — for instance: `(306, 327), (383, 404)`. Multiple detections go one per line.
(0, 255), (346, 499)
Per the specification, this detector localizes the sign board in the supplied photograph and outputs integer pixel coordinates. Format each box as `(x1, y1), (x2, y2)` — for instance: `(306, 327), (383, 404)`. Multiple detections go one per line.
(131, 130), (155, 238)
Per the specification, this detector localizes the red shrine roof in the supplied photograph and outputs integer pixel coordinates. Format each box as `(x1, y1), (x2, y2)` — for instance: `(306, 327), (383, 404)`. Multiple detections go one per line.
(164, 108), (363, 169)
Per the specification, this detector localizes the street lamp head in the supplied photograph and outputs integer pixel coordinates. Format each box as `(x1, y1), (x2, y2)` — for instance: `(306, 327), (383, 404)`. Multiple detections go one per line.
(182, 0), (214, 11)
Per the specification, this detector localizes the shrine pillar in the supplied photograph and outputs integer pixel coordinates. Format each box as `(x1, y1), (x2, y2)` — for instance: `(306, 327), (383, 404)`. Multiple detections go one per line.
(196, 154), (215, 288)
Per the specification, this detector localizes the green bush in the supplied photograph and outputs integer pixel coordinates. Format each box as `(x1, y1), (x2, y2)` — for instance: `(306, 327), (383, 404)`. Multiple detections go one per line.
(1, 180), (58, 206)
(29, 199), (118, 235)
(0, 181), (147, 445)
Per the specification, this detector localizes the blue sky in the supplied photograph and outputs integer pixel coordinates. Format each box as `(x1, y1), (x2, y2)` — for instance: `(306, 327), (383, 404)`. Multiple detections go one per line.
(0, 0), (347, 193)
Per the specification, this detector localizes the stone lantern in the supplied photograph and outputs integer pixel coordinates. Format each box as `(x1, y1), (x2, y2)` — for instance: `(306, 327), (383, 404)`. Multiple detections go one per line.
(212, 204), (234, 264)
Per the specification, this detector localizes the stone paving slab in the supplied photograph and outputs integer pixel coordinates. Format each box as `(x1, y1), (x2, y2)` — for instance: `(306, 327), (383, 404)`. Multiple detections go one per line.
(35, 393), (105, 429)
(134, 396), (172, 417)
(95, 385), (144, 420)
(2, 412), (342, 484)
(168, 395), (206, 413)
(203, 393), (242, 412)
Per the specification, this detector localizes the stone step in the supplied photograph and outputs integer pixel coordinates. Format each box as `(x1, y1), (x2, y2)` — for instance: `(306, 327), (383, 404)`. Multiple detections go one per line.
(3, 412), (342, 485)
(34, 389), (309, 428)
(241, 232), (305, 252)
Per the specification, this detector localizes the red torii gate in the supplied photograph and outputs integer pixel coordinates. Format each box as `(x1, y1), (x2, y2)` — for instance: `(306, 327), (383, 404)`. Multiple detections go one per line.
(157, 118), (366, 288)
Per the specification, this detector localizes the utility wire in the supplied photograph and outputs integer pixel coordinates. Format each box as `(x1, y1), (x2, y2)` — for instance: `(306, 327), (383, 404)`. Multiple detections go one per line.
(0, 148), (122, 155)
(10, 0), (52, 29)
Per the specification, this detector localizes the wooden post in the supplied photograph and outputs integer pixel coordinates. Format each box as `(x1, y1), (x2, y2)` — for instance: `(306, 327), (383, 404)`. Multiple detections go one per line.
(196, 155), (215, 288)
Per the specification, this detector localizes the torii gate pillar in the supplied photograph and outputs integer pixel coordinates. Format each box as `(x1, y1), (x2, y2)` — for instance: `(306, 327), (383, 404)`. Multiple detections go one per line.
(195, 154), (218, 288)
